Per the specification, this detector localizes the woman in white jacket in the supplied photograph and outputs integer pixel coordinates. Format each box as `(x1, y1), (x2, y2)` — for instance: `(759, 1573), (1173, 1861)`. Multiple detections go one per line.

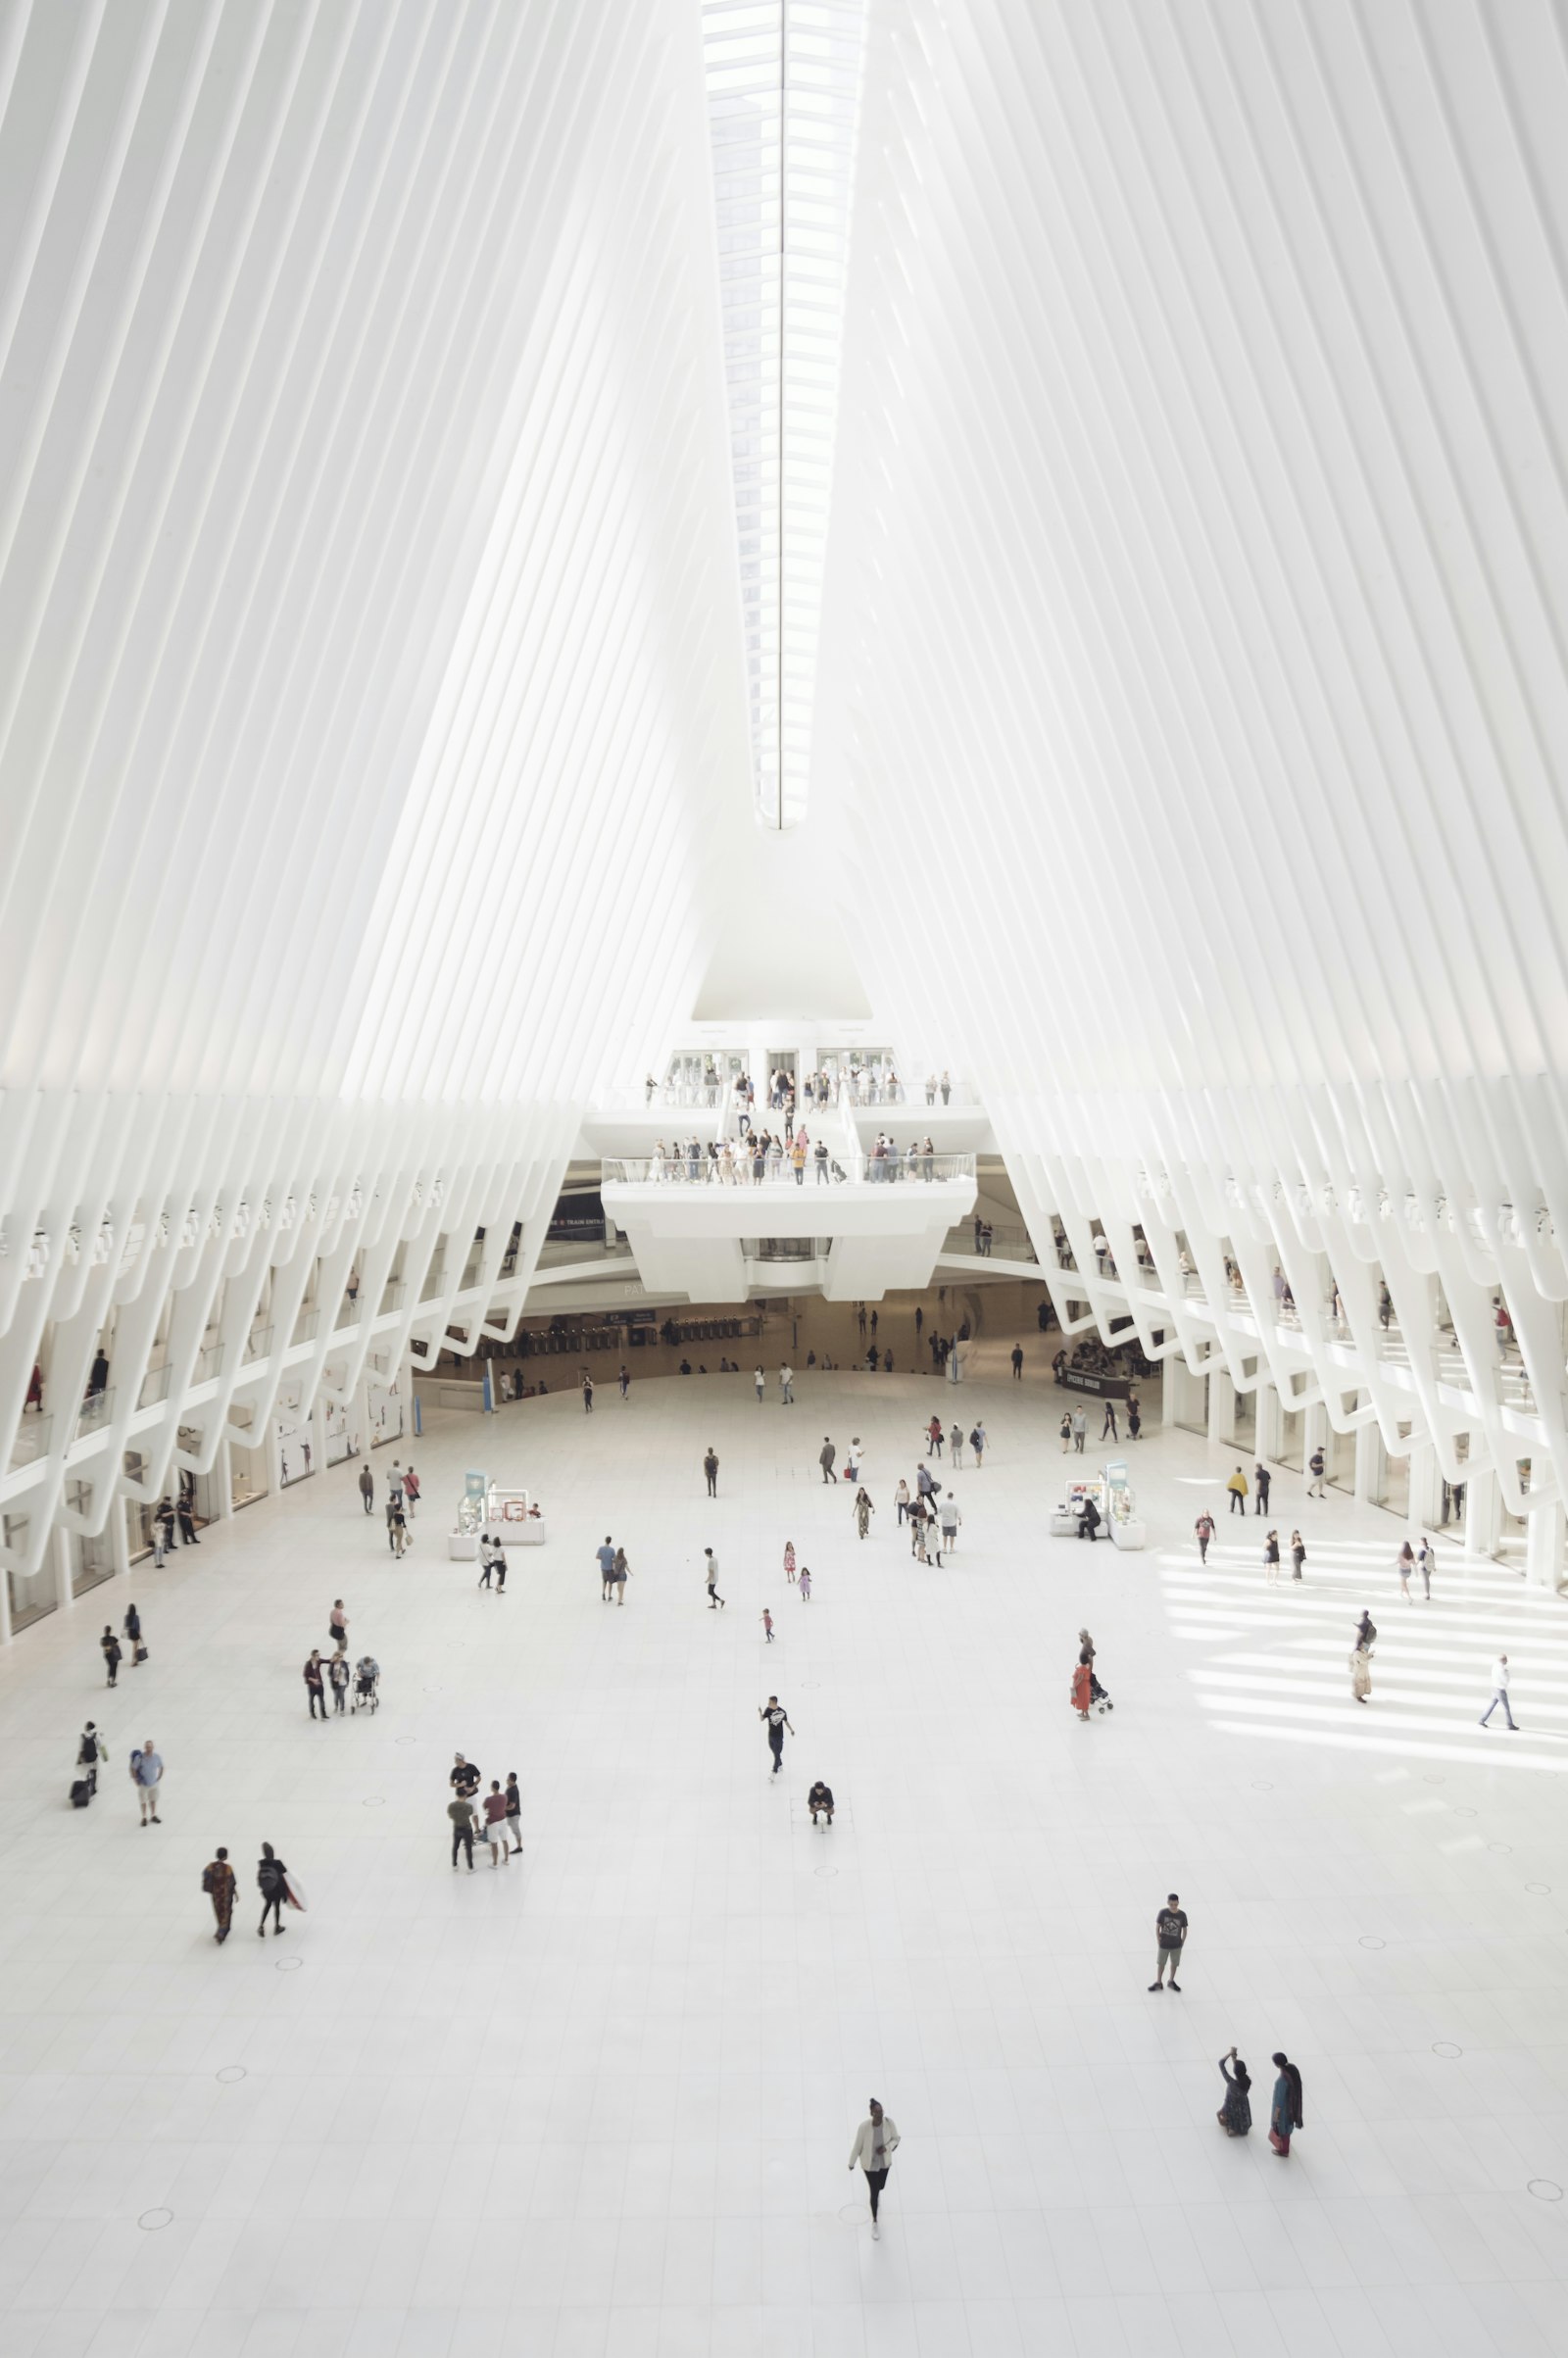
(848, 2099), (900, 2237)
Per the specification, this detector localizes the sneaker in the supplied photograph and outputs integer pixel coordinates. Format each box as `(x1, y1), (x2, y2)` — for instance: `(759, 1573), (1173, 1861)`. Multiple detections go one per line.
(1148, 1982), (1162, 1991)
(1169, 1980), (1182, 1991)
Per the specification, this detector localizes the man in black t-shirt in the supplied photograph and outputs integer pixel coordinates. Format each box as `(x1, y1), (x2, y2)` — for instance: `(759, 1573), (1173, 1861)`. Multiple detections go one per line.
(1149, 1893), (1188, 1990)
(450, 1753), (481, 1801)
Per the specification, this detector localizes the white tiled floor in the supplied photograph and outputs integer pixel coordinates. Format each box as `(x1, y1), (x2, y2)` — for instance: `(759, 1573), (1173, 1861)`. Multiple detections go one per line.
(3, 1356), (1568, 2356)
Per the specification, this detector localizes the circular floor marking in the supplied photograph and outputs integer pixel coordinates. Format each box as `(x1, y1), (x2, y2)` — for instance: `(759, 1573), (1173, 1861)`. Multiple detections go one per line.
(1422, 1773), (1445, 1785)
(1454, 1806), (1478, 1817)
(1529, 2180), (1562, 2202)
(814, 1867), (838, 1879)
(838, 2202), (867, 2225)
(1489, 1842), (1512, 1854)
(1358, 1936), (1385, 1950)
(138, 2208), (172, 2232)
(1526, 1882), (1551, 1894)
(362, 1796), (385, 1807)
(395, 1737), (416, 1746)
(216, 2066), (246, 2085)
(1432, 2041), (1462, 2058)
(275, 1955), (302, 1973)
(1250, 1780), (1273, 1792)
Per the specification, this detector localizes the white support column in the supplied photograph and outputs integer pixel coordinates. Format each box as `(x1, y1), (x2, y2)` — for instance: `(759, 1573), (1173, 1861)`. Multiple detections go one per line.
(310, 1393), (329, 1484)
(114, 1499), (132, 1579)
(1525, 1499), (1564, 1592)
(211, 1437), (233, 1521)
(1353, 1421), (1380, 1503)
(1206, 1370), (1233, 1447)
(1303, 1401), (1328, 1457)
(51, 1526), (74, 1615)
(1463, 1464), (1499, 1558)
(1405, 1439), (1444, 1533)
(1254, 1380), (1283, 1460)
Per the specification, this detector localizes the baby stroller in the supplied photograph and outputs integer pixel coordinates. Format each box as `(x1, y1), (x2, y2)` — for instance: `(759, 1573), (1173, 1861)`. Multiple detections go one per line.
(352, 1656), (380, 1713)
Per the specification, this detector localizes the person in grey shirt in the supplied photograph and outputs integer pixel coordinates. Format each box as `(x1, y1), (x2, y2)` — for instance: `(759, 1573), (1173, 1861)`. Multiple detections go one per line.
(130, 1740), (164, 1825)
(819, 1437), (836, 1484)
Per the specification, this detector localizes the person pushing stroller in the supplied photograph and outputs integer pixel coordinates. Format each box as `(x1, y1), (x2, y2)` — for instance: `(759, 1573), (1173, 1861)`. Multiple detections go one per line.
(352, 1654), (380, 1712)
(1072, 1630), (1113, 1718)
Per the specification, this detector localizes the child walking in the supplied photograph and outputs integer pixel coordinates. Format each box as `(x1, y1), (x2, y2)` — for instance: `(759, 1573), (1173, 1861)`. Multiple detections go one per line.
(798, 1567), (812, 1601)
(761, 1607), (774, 1643)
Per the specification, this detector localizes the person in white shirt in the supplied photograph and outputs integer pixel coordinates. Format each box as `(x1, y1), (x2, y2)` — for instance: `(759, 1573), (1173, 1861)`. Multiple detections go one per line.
(754, 1366), (765, 1402)
(1480, 1653), (1518, 1730)
(937, 1494), (961, 1562)
(848, 2099), (901, 2237)
(778, 1364), (794, 1405)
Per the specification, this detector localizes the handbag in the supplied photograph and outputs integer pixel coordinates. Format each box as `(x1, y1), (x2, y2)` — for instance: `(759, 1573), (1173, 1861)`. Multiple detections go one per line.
(134, 1644), (148, 1663)
(1268, 2128), (1290, 2154)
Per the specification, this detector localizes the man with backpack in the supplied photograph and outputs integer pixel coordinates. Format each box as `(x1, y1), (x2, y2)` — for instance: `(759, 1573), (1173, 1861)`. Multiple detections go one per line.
(72, 1723), (105, 1806)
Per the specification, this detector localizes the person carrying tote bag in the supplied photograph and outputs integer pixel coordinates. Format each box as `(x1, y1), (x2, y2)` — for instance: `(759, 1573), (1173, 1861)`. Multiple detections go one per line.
(1269, 2053), (1303, 2155)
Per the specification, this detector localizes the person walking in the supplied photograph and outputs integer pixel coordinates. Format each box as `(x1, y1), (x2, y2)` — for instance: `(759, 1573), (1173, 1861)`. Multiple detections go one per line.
(618, 1365), (631, 1400)
(329, 1600), (349, 1652)
(704, 1448), (719, 1498)
(1480, 1653), (1518, 1729)
(100, 1624), (122, 1688)
(848, 2099), (900, 2238)
(449, 1792), (476, 1870)
(1396, 1541), (1415, 1603)
(761, 1606), (774, 1644)
(1268, 2054), (1303, 2156)
(894, 1478), (910, 1526)
(1071, 1409), (1086, 1454)
(155, 1498), (176, 1559)
(1194, 1510), (1215, 1563)
(504, 1772), (522, 1853)
(1350, 1613), (1375, 1703)
(581, 1374), (594, 1414)
(754, 1365), (766, 1403)
(1011, 1345), (1024, 1381)
(203, 1847), (236, 1942)
(937, 1494), (960, 1562)
(359, 1463), (375, 1514)
(779, 1363), (794, 1405)
(403, 1467), (420, 1520)
(481, 1781), (511, 1866)
(1289, 1529), (1306, 1583)
(798, 1565), (812, 1601)
(1149, 1893), (1187, 1990)
(1101, 1400), (1118, 1442)
(1059, 1412), (1072, 1453)
(304, 1651), (327, 1719)
(74, 1722), (106, 1806)
(130, 1739), (164, 1825)
(704, 1548), (725, 1609)
(1226, 1466), (1249, 1515)
(1127, 1394), (1142, 1441)
(949, 1422), (964, 1466)
(328, 1652), (350, 1713)
(1254, 1462), (1271, 1515)
(1216, 2049), (1252, 2137)
(612, 1547), (630, 1605)
(783, 1540), (797, 1583)
(1417, 1534), (1435, 1599)
(928, 1415), (945, 1457)
(597, 1538), (616, 1601)
(386, 1497), (408, 1554)
(257, 1842), (289, 1935)
(477, 1533), (504, 1590)
(1263, 1529), (1280, 1586)
(760, 1695), (794, 1776)
(1307, 1446), (1326, 1498)
(970, 1423), (987, 1468)
(819, 1437), (836, 1484)
(855, 1489), (874, 1540)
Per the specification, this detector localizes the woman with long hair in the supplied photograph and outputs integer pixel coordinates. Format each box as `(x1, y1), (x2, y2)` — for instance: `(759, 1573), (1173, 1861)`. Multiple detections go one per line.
(1269, 2053), (1303, 2155)
(855, 1489), (874, 1540)
(1217, 2049), (1251, 2136)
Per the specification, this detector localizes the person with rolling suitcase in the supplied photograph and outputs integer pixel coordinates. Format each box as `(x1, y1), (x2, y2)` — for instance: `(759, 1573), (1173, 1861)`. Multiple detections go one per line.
(72, 1722), (106, 1806)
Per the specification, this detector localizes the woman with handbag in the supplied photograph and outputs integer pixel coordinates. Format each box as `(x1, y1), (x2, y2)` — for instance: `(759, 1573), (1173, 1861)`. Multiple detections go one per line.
(1269, 2054), (1303, 2155)
(124, 1601), (145, 1667)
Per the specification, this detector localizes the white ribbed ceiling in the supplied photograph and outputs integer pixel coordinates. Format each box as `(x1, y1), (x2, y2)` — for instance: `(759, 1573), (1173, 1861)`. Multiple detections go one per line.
(6, 0), (1568, 1560)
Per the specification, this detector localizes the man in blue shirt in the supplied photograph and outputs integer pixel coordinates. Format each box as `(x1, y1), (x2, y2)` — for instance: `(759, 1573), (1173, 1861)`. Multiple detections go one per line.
(596, 1537), (616, 1601)
(130, 1740), (163, 1825)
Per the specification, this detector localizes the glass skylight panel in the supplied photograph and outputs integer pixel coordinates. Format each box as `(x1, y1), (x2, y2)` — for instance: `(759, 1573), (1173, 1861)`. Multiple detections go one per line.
(703, 0), (865, 830)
